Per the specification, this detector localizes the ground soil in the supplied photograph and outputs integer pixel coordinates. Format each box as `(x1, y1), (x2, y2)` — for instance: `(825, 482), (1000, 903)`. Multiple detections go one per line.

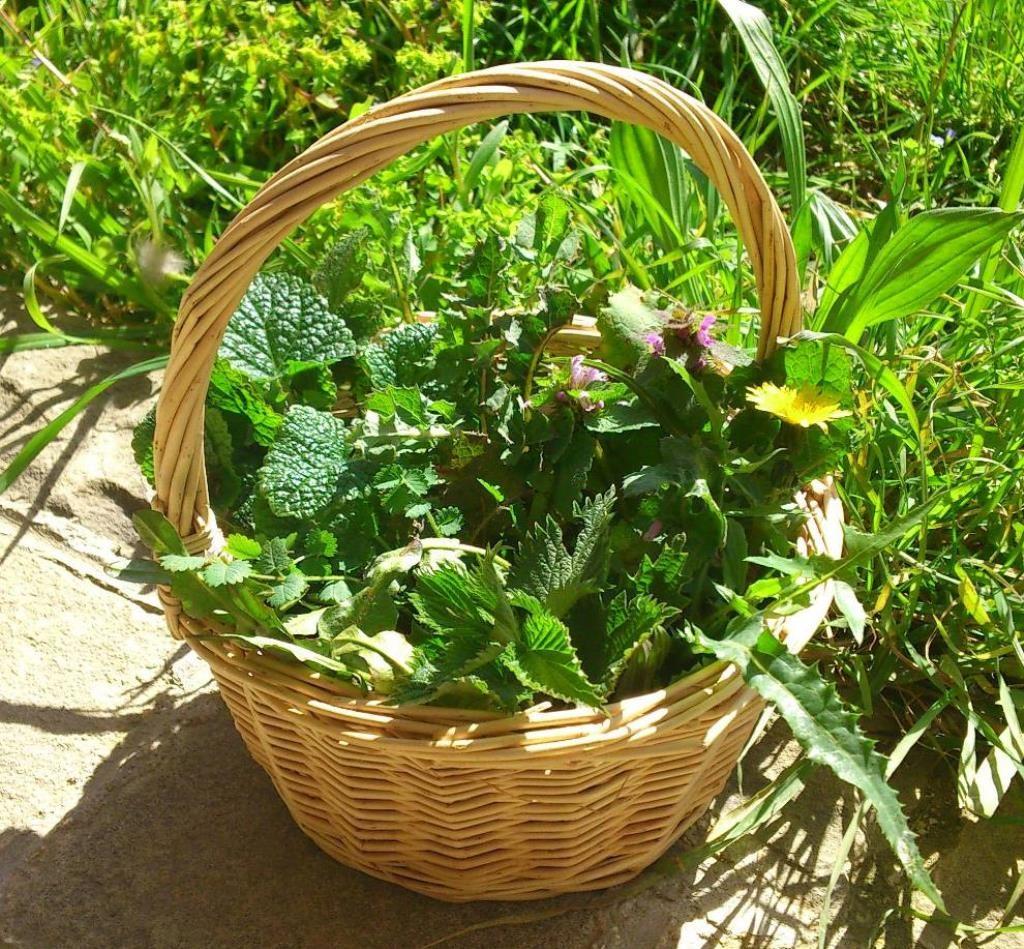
(1, 291), (1021, 948)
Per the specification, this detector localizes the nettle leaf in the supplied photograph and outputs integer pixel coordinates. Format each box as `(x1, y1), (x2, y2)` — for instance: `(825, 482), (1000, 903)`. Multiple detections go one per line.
(594, 593), (678, 691)
(510, 489), (616, 617)
(397, 639), (505, 706)
(634, 535), (691, 603)
(699, 628), (946, 912)
(201, 559), (253, 587)
(219, 272), (355, 381)
(411, 563), (499, 640)
(259, 405), (349, 519)
(505, 610), (603, 708)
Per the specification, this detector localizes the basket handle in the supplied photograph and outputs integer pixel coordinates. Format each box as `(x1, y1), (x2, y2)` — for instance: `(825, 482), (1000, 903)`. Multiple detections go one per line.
(153, 61), (800, 546)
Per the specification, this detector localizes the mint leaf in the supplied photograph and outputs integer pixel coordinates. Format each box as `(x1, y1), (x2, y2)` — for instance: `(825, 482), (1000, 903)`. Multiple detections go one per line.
(201, 559), (253, 587)
(160, 553), (208, 572)
(219, 272), (355, 381)
(259, 405), (349, 519)
(505, 610), (602, 708)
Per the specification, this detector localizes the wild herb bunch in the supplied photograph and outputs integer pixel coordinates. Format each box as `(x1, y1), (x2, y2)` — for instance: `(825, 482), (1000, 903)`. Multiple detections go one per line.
(132, 212), (857, 713)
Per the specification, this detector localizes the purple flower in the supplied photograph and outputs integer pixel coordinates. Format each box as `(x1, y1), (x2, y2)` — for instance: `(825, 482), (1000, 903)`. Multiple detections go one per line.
(644, 332), (666, 357)
(642, 519), (663, 542)
(569, 354), (607, 389)
(561, 355), (607, 413)
(696, 315), (716, 349)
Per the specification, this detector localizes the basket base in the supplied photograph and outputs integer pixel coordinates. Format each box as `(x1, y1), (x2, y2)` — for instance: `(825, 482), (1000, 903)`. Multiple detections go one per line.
(208, 663), (761, 902)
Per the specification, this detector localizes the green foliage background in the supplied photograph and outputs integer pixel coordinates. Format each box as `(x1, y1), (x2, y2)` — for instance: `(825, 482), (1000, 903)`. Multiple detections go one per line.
(3, 0), (1024, 933)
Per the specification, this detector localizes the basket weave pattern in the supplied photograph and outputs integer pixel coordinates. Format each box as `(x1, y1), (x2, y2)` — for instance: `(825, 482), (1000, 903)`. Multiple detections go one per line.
(151, 62), (839, 901)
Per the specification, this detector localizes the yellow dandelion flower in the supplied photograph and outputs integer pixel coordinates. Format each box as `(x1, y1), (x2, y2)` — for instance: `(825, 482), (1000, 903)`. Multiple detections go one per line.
(746, 383), (852, 431)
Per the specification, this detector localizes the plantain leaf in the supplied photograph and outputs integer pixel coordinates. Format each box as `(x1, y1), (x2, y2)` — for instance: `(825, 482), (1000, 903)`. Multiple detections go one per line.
(826, 208), (1024, 343)
(698, 628), (946, 911)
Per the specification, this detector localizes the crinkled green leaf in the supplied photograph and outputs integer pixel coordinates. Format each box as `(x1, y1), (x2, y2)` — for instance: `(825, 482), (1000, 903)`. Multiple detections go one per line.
(359, 322), (437, 390)
(259, 405), (349, 519)
(219, 272), (355, 380)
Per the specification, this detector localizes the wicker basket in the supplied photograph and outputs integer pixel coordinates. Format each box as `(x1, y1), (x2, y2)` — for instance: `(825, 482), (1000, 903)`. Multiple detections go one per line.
(151, 62), (844, 902)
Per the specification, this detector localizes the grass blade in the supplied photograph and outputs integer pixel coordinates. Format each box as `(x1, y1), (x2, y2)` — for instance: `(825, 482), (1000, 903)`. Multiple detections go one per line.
(0, 355), (167, 494)
(717, 0), (806, 212)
